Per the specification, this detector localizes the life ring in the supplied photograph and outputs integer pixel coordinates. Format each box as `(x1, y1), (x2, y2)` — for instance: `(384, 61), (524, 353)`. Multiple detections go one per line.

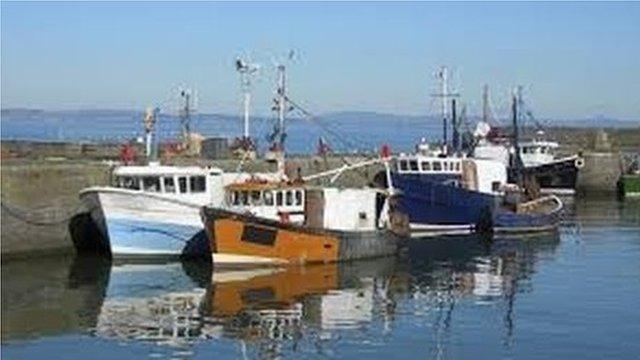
(574, 157), (585, 169)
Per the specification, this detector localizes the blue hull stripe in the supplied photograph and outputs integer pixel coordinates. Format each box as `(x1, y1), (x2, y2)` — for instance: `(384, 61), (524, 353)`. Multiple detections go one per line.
(104, 217), (208, 257)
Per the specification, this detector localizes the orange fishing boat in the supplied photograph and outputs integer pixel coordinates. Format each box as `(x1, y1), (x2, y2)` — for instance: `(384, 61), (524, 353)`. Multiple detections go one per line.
(201, 179), (408, 267)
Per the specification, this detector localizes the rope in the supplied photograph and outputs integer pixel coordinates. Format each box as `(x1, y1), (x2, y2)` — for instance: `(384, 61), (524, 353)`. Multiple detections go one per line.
(0, 198), (88, 226)
(283, 96), (379, 183)
(285, 96), (375, 152)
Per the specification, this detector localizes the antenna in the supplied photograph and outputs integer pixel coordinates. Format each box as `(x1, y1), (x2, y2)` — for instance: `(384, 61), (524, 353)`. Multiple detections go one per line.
(235, 57), (260, 139)
(143, 106), (160, 161)
(179, 89), (192, 149)
(431, 66), (459, 153)
(482, 84), (491, 123)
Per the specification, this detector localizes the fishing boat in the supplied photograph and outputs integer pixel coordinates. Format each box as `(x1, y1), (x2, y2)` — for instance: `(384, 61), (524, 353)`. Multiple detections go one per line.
(386, 72), (562, 236)
(472, 86), (584, 195)
(201, 155), (407, 267)
(79, 95), (281, 259)
(80, 163), (281, 259)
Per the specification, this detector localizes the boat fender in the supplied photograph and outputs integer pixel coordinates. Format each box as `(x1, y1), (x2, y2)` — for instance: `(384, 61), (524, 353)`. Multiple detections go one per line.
(575, 157), (585, 169)
(279, 212), (290, 223)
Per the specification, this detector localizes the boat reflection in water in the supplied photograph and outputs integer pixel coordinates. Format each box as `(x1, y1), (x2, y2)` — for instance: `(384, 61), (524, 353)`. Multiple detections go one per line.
(396, 233), (561, 355)
(93, 257), (398, 352)
(1, 232), (560, 357)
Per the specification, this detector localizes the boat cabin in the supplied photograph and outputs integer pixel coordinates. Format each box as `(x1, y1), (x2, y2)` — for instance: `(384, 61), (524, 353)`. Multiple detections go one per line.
(223, 181), (385, 231)
(395, 153), (508, 195)
(225, 181), (307, 223)
(519, 139), (558, 167)
(397, 156), (463, 175)
(112, 164), (227, 205)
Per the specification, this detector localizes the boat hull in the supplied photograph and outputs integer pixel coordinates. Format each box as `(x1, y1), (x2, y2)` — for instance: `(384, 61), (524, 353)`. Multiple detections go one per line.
(511, 156), (581, 195)
(201, 207), (400, 267)
(80, 188), (209, 259)
(617, 174), (640, 198)
(390, 173), (499, 236)
(493, 212), (559, 235)
(390, 173), (562, 236)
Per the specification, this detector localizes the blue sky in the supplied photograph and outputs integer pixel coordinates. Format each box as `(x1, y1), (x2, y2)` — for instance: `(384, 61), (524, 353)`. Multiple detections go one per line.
(1, 2), (639, 120)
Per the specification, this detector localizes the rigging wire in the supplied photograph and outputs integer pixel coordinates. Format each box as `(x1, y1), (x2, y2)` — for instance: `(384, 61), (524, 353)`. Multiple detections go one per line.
(284, 96), (375, 153)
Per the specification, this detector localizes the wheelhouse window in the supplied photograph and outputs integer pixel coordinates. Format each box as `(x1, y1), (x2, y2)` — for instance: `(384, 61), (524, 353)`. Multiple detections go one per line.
(178, 177), (188, 193)
(409, 160), (419, 171)
(433, 162), (442, 171)
(163, 177), (176, 193)
(240, 191), (249, 205)
(285, 190), (293, 206)
(492, 181), (501, 192)
(264, 191), (274, 206)
(399, 160), (409, 171)
(190, 176), (206, 193)
(295, 190), (303, 206)
(276, 191), (283, 206)
(231, 191), (240, 205)
(421, 161), (431, 171)
(119, 176), (140, 190)
(142, 176), (160, 192)
(455, 162), (461, 171)
(250, 190), (262, 205)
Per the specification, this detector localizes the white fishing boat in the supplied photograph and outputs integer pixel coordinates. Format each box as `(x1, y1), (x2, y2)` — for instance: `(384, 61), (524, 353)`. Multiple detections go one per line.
(80, 61), (311, 259)
(79, 90), (283, 259)
(80, 163), (281, 259)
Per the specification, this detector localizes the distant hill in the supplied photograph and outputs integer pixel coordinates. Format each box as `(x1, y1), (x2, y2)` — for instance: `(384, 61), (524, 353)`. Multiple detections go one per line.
(1, 108), (44, 117)
(2, 108), (637, 128)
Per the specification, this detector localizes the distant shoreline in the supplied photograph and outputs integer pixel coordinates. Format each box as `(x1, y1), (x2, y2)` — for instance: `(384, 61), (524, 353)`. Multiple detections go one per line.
(2, 108), (638, 128)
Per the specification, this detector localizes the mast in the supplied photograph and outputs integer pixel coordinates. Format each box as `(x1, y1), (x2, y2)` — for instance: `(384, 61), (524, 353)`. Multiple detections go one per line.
(243, 86), (250, 138)
(441, 67), (449, 148)
(143, 107), (159, 162)
(516, 85), (525, 136)
(265, 64), (289, 174)
(276, 64), (287, 151)
(235, 58), (259, 141)
(451, 98), (459, 152)
(431, 66), (459, 154)
(512, 89), (523, 186)
(179, 90), (192, 149)
(482, 84), (490, 123)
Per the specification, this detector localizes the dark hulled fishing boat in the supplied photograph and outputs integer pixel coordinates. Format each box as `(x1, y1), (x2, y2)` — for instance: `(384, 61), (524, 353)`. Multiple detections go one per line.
(385, 73), (562, 236)
(472, 86), (583, 195)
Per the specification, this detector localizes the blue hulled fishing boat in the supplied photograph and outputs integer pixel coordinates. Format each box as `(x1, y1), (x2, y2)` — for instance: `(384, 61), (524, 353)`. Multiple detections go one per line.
(382, 69), (562, 236)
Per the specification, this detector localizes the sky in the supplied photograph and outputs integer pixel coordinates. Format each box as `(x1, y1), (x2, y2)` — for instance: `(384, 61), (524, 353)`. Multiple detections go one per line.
(1, 2), (639, 120)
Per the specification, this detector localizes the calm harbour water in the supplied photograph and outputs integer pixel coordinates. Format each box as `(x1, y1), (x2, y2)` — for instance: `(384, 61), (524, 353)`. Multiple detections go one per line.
(2, 197), (639, 359)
